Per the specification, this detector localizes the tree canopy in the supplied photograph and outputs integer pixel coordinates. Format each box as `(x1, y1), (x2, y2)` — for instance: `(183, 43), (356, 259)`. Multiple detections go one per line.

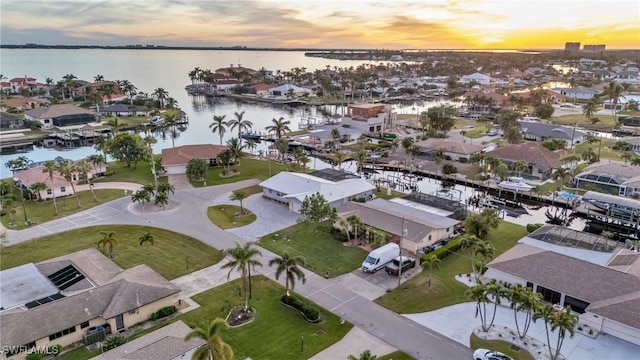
(107, 132), (149, 168)
(297, 193), (337, 232)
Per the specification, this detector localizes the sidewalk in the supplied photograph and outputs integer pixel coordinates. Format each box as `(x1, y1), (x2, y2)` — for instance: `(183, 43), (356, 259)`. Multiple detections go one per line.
(309, 327), (397, 360)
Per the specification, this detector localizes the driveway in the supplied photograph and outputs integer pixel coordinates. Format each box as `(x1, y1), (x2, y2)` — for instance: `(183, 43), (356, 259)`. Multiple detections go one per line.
(211, 193), (300, 241)
(168, 174), (193, 190)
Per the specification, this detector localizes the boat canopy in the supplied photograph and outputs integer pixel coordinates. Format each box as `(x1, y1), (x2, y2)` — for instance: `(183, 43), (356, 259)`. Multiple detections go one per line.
(583, 191), (640, 211)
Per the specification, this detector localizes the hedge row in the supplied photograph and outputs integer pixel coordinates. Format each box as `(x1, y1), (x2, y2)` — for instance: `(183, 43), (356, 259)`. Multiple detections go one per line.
(420, 238), (462, 264)
(280, 295), (320, 322)
(150, 305), (177, 321)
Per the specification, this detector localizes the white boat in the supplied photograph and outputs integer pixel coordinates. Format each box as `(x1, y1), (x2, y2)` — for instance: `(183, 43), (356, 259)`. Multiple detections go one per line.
(497, 177), (533, 192)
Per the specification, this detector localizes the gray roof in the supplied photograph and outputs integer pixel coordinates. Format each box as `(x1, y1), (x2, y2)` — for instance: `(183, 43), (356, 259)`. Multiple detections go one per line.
(579, 162), (640, 181)
(0, 263), (59, 311)
(519, 121), (583, 141)
(259, 171), (375, 203)
(37, 248), (123, 286)
(367, 199), (459, 228)
(308, 125), (362, 139)
(1, 260), (179, 346)
(94, 321), (205, 360)
(583, 191), (640, 211)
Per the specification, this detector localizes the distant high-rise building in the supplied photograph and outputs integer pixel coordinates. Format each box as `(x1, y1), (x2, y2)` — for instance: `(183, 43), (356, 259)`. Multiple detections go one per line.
(583, 44), (606, 52)
(565, 42), (581, 51)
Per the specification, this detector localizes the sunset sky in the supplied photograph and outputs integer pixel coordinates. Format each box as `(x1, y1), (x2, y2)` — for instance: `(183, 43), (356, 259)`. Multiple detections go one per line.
(1, 0), (639, 49)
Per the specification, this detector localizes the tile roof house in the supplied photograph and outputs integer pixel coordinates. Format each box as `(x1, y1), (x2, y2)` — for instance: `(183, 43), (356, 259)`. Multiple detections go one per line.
(13, 161), (103, 201)
(94, 321), (205, 360)
(415, 138), (484, 161)
(161, 144), (227, 175)
(336, 199), (460, 254)
(24, 104), (98, 129)
(486, 142), (561, 181)
(0, 249), (180, 359)
(517, 121), (585, 144)
(0, 96), (43, 111)
(484, 226), (640, 346)
(259, 169), (376, 213)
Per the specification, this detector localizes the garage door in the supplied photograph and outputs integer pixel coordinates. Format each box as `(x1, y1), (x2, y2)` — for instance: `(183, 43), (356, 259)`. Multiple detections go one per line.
(166, 165), (186, 174)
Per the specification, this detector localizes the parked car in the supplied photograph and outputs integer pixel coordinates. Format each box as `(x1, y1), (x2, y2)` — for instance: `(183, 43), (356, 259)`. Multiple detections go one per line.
(385, 256), (416, 276)
(487, 129), (498, 136)
(473, 348), (513, 360)
(422, 239), (448, 254)
(362, 243), (400, 273)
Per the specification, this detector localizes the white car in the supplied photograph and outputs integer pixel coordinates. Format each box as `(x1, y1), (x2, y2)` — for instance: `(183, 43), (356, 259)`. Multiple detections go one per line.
(487, 130), (498, 136)
(473, 348), (513, 360)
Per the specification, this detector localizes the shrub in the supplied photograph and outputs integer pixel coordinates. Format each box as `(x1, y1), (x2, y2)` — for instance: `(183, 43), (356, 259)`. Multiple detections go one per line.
(420, 237), (462, 264)
(280, 295), (320, 322)
(526, 223), (544, 233)
(329, 226), (349, 242)
(150, 305), (177, 321)
(458, 157), (468, 163)
(103, 334), (127, 351)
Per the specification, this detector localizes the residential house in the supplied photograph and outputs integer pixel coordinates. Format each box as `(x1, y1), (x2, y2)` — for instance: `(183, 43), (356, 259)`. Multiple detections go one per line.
(1, 81), (12, 94)
(259, 169), (375, 213)
(93, 321), (205, 360)
(99, 104), (150, 117)
(8, 77), (38, 92)
(484, 225), (640, 346)
(305, 125), (363, 149)
(460, 72), (493, 85)
(13, 160), (103, 200)
(464, 91), (509, 114)
(620, 112), (640, 135)
(248, 83), (275, 97)
(73, 81), (120, 98)
(621, 136), (640, 153)
(579, 58), (607, 67)
(336, 199), (460, 254)
(268, 84), (313, 98)
(514, 89), (566, 104)
(161, 144), (227, 174)
(341, 103), (395, 133)
(414, 138), (484, 161)
(0, 97), (44, 112)
(0, 112), (24, 130)
(214, 64), (257, 79)
(485, 142), (561, 182)
(553, 86), (602, 100)
(24, 104), (99, 129)
(0, 249), (180, 360)
(574, 162), (640, 197)
(517, 122), (584, 145)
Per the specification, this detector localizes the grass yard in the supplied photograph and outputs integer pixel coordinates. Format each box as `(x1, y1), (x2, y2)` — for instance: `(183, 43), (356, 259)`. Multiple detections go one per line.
(1, 189), (125, 230)
(93, 155), (161, 185)
(573, 138), (621, 161)
(550, 114), (615, 131)
(470, 333), (535, 360)
(379, 351), (415, 360)
(375, 222), (528, 313)
(462, 126), (489, 139)
(59, 347), (100, 360)
(207, 205), (257, 229)
(373, 187), (406, 200)
(239, 184), (264, 196)
(192, 158), (290, 187)
(181, 276), (353, 360)
(260, 222), (369, 278)
(534, 180), (563, 195)
(0, 225), (224, 279)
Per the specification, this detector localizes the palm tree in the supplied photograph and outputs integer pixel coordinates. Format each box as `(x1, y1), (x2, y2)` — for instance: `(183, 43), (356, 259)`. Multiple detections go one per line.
(334, 150), (346, 170)
(163, 112), (179, 148)
(355, 148), (368, 174)
(509, 285), (541, 340)
(606, 81), (625, 129)
(551, 167), (571, 189)
(42, 160), (59, 215)
(93, 136), (109, 163)
(131, 189), (151, 209)
(184, 319), (233, 360)
(11, 156), (31, 222)
(221, 242), (263, 309)
(97, 231), (119, 258)
(30, 182), (47, 201)
(245, 140), (257, 156)
(209, 115), (228, 146)
(88, 154), (105, 176)
(582, 98), (600, 123)
(155, 191), (168, 207)
(510, 160), (528, 177)
(474, 240), (495, 278)
(229, 189), (248, 215)
(94, 74), (104, 82)
(98, 83), (117, 103)
(466, 281), (491, 332)
(485, 278), (506, 330)
(534, 305), (578, 360)
(348, 350), (378, 360)
(106, 117), (125, 133)
(422, 254), (441, 287)
(227, 111), (253, 141)
(152, 87), (169, 109)
(621, 152), (633, 165)
(56, 160), (81, 208)
(139, 232), (155, 254)
(226, 137), (244, 164)
(265, 117), (291, 139)
(62, 73), (77, 100)
(269, 253), (306, 296)
(347, 214), (363, 244)
(74, 159), (97, 202)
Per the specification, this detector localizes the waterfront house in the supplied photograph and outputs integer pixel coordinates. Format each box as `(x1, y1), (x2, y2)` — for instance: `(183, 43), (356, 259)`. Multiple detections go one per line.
(0, 112), (24, 130)
(514, 89), (566, 104)
(621, 136), (640, 153)
(518, 121), (584, 144)
(13, 161), (103, 200)
(268, 84), (313, 98)
(484, 225), (640, 346)
(8, 77), (38, 92)
(94, 321), (205, 360)
(553, 86), (602, 100)
(485, 142), (561, 182)
(340, 103), (395, 133)
(161, 144), (226, 175)
(463, 91), (509, 114)
(259, 169), (375, 213)
(0, 249), (180, 360)
(99, 104), (149, 117)
(73, 81), (120, 98)
(574, 162), (640, 197)
(460, 72), (493, 85)
(414, 138), (484, 161)
(0, 96), (44, 112)
(24, 104), (99, 129)
(620, 112), (640, 135)
(248, 83), (275, 97)
(336, 199), (460, 254)
(306, 125), (363, 148)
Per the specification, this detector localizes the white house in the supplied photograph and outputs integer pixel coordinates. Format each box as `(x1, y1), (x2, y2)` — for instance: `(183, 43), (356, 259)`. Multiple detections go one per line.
(13, 161), (103, 201)
(484, 226), (640, 346)
(340, 103), (395, 133)
(161, 144), (227, 175)
(553, 86), (602, 100)
(259, 169), (375, 213)
(24, 104), (99, 129)
(460, 72), (493, 85)
(268, 84), (313, 98)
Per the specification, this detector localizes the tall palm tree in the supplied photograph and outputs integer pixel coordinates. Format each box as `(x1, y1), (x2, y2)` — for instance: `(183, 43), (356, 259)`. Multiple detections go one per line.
(606, 81), (625, 129)
(139, 232), (155, 254)
(62, 73), (77, 100)
(42, 160), (59, 215)
(106, 117), (124, 133)
(226, 137), (244, 164)
(227, 111), (253, 141)
(269, 253), (306, 296)
(221, 242), (263, 308)
(229, 189), (248, 215)
(474, 240), (495, 278)
(184, 319), (233, 360)
(152, 87), (169, 109)
(75, 159), (97, 202)
(552, 167), (571, 188)
(11, 156), (31, 222)
(94, 74), (104, 82)
(534, 305), (578, 360)
(265, 117), (291, 139)
(163, 112), (179, 148)
(509, 285), (541, 340)
(97, 231), (119, 258)
(485, 278), (506, 330)
(466, 281), (491, 332)
(98, 83), (117, 103)
(56, 160), (81, 208)
(510, 160), (528, 177)
(355, 148), (368, 174)
(209, 115), (228, 145)
(582, 98), (600, 123)
(422, 254), (441, 287)
(334, 150), (346, 170)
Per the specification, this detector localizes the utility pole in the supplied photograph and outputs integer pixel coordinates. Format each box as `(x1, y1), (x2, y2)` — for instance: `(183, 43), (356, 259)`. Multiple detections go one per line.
(398, 217), (407, 288)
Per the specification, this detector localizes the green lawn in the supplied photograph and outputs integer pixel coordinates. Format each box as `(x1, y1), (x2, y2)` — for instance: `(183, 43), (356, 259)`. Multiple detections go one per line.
(0, 225), (224, 280)
(550, 114), (615, 131)
(374, 187), (406, 200)
(1, 189), (125, 230)
(59, 347), (100, 360)
(470, 333), (535, 360)
(192, 158), (290, 187)
(573, 138), (621, 161)
(375, 222), (528, 313)
(181, 276), (353, 360)
(462, 126), (489, 139)
(93, 155), (162, 185)
(260, 223), (369, 278)
(534, 180), (563, 196)
(207, 205), (257, 229)
(239, 184), (264, 196)
(379, 351), (415, 360)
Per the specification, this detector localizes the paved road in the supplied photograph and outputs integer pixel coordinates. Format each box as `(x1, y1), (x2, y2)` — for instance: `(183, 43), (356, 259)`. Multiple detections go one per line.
(4, 180), (471, 360)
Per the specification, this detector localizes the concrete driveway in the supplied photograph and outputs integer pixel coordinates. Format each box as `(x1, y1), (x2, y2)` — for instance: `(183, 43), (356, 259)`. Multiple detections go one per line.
(168, 174), (193, 190)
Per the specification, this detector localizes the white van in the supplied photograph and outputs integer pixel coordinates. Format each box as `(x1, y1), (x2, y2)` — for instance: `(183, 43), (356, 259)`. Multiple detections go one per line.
(362, 243), (400, 273)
